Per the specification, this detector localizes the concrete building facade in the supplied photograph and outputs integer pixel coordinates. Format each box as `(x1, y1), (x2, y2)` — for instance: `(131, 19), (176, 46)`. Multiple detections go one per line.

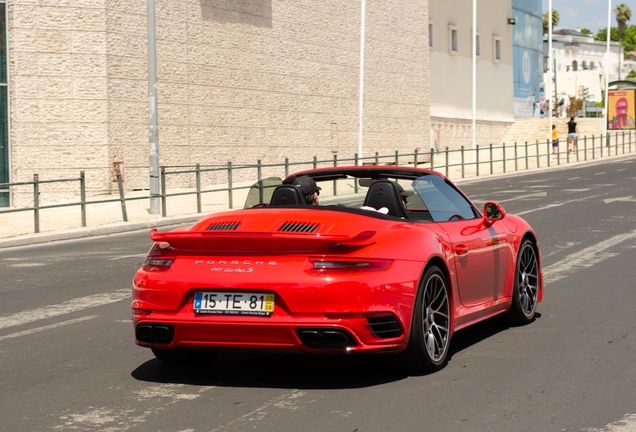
(2, 0), (431, 207)
(429, 0), (516, 151)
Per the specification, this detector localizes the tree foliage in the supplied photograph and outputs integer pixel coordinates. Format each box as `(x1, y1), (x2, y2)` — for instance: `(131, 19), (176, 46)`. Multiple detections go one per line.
(596, 27), (620, 42)
(621, 25), (636, 52)
(580, 28), (592, 35)
(614, 3), (632, 38)
(542, 10), (560, 35)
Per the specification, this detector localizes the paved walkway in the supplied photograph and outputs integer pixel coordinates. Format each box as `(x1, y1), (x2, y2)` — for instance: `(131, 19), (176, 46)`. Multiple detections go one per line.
(1, 146), (634, 249)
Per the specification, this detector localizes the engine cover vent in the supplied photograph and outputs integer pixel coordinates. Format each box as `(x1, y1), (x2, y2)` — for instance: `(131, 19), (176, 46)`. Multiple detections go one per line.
(207, 221), (241, 231)
(278, 221), (320, 233)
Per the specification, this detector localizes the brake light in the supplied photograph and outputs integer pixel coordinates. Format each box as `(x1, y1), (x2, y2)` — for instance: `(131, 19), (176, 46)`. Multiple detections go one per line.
(142, 242), (175, 272)
(306, 257), (392, 275)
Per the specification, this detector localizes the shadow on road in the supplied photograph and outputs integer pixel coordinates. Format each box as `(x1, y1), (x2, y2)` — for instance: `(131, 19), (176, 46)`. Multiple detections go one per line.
(131, 313), (539, 389)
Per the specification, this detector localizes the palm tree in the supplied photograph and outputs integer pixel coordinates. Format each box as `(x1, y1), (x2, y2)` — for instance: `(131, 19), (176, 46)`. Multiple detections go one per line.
(615, 4), (632, 38)
(614, 4), (632, 78)
(542, 10), (560, 35)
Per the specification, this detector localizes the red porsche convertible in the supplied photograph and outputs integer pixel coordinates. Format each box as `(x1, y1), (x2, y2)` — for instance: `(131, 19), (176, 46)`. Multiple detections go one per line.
(132, 166), (543, 373)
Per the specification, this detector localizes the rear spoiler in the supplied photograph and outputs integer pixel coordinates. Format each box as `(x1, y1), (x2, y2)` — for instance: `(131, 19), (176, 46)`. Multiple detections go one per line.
(149, 228), (377, 254)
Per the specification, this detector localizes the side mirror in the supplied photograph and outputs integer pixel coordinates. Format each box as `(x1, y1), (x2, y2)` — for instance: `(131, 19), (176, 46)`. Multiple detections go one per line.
(483, 202), (506, 226)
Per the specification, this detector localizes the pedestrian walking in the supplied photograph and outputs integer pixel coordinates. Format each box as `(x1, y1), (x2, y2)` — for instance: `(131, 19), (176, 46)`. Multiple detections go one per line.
(552, 124), (559, 154)
(566, 116), (578, 153)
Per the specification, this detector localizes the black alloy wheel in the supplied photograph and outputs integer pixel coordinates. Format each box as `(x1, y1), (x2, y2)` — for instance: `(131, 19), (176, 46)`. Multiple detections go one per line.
(401, 265), (451, 374)
(508, 239), (539, 325)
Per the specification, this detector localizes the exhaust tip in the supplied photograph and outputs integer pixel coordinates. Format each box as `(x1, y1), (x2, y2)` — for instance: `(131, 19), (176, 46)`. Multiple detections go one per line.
(136, 324), (174, 344)
(297, 328), (356, 349)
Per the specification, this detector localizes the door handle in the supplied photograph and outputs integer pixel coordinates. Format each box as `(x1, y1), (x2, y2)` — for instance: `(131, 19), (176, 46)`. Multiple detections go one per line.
(455, 244), (469, 256)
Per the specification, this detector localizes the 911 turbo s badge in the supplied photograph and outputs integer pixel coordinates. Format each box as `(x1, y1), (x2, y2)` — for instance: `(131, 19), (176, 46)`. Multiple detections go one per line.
(194, 260), (277, 273)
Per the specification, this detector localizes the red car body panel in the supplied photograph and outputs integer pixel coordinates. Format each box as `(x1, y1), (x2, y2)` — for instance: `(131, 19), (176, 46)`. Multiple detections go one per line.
(132, 166), (543, 355)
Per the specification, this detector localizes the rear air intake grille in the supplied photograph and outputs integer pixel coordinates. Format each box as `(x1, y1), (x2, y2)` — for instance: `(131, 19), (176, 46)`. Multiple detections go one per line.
(366, 315), (403, 339)
(207, 221), (240, 231)
(278, 221), (319, 233)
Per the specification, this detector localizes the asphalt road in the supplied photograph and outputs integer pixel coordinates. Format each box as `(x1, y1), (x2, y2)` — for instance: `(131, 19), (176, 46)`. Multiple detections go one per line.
(1, 155), (635, 432)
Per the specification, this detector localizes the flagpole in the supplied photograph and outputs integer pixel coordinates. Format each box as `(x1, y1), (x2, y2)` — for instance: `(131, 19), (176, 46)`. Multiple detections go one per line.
(358, 0), (366, 164)
(604, 0), (612, 138)
(548, 0), (553, 142)
(472, 0), (477, 162)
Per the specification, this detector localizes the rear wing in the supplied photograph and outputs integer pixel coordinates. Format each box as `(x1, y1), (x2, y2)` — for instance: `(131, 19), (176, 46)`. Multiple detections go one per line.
(149, 228), (377, 254)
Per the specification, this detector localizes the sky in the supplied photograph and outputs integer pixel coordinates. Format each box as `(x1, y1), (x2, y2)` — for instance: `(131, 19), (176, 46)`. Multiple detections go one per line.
(542, 0), (636, 34)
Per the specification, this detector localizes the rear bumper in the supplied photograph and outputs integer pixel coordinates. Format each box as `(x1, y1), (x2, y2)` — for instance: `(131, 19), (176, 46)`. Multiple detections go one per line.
(133, 313), (407, 354)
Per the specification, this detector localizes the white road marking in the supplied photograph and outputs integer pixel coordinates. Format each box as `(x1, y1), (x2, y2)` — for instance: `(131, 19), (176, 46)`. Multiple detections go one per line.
(543, 230), (636, 284)
(516, 195), (601, 216)
(0, 315), (97, 342)
(0, 289), (130, 330)
(562, 189), (591, 192)
(585, 413), (636, 431)
(210, 391), (306, 432)
(56, 385), (214, 431)
(567, 177), (582, 180)
(594, 172), (606, 175)
(604, 196), (636, 204)
(107, 254), (147, 261)
(495, 192), (548, 203)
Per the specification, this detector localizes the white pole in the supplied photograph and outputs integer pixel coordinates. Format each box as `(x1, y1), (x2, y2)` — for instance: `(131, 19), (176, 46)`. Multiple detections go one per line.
(358, 0), (366, 164)
(604, 0), (612, 137)
(472, 0), (476, 156)
(548, 0), (553, 141)
(148, 0), (160, 214)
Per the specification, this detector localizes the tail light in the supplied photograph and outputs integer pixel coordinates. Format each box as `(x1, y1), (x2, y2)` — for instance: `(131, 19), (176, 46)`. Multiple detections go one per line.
(305, 257), (392, 275)
(142, 242), (176, 272)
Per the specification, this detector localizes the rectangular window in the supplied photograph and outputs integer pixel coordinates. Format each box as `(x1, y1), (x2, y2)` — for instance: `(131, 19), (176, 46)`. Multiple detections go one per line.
(0, 2), (8, 207)
(493, 36), (502, 62)
(449, 25), (458, 54)
(429, 21), (434, 48)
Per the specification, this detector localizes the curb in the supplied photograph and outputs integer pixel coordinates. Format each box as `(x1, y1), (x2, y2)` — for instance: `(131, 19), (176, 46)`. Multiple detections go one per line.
(0, 215), (203, 249)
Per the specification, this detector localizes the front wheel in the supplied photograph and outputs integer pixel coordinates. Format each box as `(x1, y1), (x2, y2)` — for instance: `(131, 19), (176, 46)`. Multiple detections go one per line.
(401, 265), (451, 374)
(507, 239), (539, 325)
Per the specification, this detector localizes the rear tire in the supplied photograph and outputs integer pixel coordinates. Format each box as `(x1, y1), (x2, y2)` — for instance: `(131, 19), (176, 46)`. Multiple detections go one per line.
(152, 348), (219, 365)
(401, 265), (451, 374)
(507, 239), (539, 325)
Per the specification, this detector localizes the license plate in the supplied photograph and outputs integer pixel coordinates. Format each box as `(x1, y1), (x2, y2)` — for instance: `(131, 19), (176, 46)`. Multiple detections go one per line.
(194, 292), (275, 316)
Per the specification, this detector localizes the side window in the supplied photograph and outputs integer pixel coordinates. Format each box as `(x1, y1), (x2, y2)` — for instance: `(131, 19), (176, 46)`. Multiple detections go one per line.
(412, 175), (477, 222)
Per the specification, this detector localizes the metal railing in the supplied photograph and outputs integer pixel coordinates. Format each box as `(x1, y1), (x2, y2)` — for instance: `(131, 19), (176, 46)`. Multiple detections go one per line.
(1, 131), (634, 234)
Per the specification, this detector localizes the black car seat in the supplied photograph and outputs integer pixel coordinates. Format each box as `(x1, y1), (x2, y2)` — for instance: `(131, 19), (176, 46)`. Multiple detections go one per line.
(362, 181), (407, 218)
(270, 185), (305, 206)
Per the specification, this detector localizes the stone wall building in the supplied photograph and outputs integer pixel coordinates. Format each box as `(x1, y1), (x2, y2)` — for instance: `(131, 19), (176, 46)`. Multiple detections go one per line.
(428, 0), (543, 152)
(2, 0), (431, 207)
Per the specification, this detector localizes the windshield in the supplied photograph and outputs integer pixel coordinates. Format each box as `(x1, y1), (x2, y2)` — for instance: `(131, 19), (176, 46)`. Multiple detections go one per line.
(242, 173), (477, 222)
(243, 177), (282, 208)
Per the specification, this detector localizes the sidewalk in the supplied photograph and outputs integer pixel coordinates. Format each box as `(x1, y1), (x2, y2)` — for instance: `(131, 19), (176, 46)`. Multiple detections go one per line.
(1, 149), (634, 249)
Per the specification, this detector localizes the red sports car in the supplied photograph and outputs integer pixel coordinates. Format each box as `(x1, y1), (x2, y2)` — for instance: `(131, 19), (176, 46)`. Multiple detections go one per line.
(132, 166), (543, 373)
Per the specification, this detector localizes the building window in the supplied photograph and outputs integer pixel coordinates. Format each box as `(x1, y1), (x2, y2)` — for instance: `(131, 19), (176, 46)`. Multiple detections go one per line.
(474, 32), (481, 57)
(493, 36), (502, 62)
(572, 60), (578, 71)
(449, 25), (458, 54)
(0, 2), (8, 207)
(429, 21), (434, 48)
(582, 60), (588, 70)
(590, 61), (596, 70)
